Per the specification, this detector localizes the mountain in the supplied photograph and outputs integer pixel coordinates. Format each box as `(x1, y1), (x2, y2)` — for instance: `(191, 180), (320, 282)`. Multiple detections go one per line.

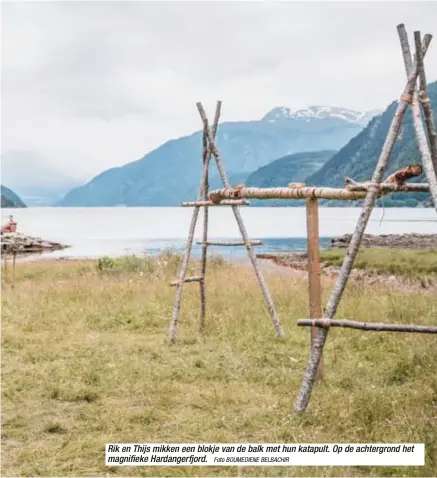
(306, 81), (437, 207)
(243, 150), (336, 207)
(57, 106), (379, 207)
(246, 150), (336, 187)
(1, 151), (85, 206)
(1, 185), (27, 208)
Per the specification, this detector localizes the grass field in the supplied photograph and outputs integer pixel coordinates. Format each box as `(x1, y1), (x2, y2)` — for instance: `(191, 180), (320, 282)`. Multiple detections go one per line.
(319, 248), (437, 280)
(1, 251), (437, 477)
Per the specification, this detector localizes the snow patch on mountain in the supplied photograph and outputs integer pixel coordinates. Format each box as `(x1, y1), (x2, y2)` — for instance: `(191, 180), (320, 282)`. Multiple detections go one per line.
(262, 105), (382, 125)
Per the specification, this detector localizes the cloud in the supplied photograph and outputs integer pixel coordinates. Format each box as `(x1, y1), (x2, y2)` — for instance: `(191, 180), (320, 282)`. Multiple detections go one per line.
(2, 1), (437, 177)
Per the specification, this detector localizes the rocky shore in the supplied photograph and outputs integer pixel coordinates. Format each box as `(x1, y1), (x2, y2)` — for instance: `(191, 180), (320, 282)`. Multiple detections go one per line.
(1, 232), (69, 255)
(256, 232), (437, 292)
(330, 233), (437, 249)
(257, 251), (436, 292)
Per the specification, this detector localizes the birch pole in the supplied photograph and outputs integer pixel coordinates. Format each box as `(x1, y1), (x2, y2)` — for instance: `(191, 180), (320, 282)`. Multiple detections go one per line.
(168, 102), (221, 342)
(199, 127), (209, 330)
(413, 32), (437, 209)
(208, 184), (430, 202)
(414, 31), (437, 178)
(197, 103), (284, 338)
(294, 29), (433, 413)
(297, 319), (437, 334)
(199, 104), (221, 330)
(397, 25), (437, 211)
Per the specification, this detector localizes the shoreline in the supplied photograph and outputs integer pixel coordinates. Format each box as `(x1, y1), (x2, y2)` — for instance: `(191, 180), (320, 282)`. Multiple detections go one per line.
(10, 248), (436, 295)
(6, 231), (436, 259)
(1, 232), (70, 256)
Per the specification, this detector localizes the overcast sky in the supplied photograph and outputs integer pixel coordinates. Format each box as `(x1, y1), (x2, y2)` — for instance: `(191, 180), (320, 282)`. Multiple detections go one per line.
(2, 1), (437, 180)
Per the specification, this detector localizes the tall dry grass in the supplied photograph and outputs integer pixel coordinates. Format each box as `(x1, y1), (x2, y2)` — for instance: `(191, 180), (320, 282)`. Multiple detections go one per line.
(1, 251), (436, 476)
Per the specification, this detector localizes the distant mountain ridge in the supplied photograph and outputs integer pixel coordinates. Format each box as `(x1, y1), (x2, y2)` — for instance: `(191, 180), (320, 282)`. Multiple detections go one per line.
(1, 185), (27, 208)
(57, 105), (378, 207)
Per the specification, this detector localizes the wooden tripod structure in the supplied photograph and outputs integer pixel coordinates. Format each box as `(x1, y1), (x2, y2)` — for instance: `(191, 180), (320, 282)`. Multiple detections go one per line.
(168, 102), (284, 342)
(293, 25), (437, 413)
(205, 24), (437, 413)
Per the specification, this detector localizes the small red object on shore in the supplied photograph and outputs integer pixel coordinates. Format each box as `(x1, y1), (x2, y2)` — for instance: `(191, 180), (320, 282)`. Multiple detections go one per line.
(1, 215), (17, 233)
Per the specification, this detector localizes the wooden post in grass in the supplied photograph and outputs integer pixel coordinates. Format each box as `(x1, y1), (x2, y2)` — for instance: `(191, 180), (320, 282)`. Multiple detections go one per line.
(305, 198), (324, 380)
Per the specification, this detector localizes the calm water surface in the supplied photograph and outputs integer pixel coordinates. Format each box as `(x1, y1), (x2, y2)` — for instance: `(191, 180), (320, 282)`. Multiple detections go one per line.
(2, 207), (436, 261)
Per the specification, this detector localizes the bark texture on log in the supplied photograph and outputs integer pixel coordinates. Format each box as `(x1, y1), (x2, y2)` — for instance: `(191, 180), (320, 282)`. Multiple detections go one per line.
(208, 183), (428, 202)
(346, 182), (429, 193)
(209, 186), (368, 202)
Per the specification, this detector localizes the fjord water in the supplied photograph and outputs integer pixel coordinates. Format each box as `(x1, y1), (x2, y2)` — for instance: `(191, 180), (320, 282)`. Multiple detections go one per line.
(2, 207), (436, 261)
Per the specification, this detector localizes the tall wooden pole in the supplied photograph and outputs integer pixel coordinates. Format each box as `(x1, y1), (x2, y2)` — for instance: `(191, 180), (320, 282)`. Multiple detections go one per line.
(306, 199), (324, 380)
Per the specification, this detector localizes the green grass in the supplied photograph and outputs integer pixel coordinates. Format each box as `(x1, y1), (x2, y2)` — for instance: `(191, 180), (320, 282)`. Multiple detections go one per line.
(320, 248), (437, 280)
(1, 252), (437, 477)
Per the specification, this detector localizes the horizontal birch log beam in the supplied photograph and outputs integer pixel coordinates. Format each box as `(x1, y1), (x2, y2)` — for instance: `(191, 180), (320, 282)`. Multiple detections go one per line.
(297, 318), (437, 334)
(196, 240), (264, 246)
(181, 200), (250, 207)
(209, 186), (366, 202)
(208, 184), (429, 202)
(170, 276), (203, 286)
(347, 182), (429, 193)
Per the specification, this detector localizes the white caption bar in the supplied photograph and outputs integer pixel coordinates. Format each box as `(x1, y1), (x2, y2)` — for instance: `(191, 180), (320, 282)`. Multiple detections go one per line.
(105, 443), (424, 466)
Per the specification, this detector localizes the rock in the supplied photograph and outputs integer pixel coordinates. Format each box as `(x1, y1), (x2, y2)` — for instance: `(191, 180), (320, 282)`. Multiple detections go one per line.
(1, 232), (69, 255)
